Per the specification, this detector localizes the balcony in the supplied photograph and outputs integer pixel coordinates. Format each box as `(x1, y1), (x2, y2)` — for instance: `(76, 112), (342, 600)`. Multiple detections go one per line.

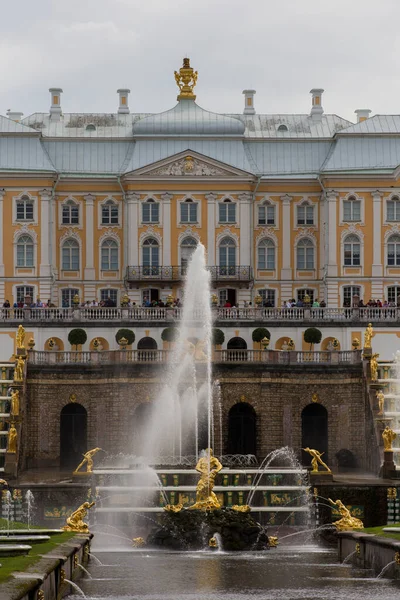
(126, 265), (253, 284)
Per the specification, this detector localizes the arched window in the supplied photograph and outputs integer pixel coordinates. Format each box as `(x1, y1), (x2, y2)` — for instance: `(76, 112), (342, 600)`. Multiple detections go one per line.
(16, 235), (34, 267)
(102, 199), (119, 225)
(62, 199), (79, 225)
(387, 196), (400, 222)
(343, 195), (361, 222)
(101, 239), (119, 270)
(296, 238), (314, 269)
(343, 234), (361, 266)
(62, 239), (79, 271)
(180, 198), (197, 223)
(142, 199), (159, 224)
(277, 124), (288, 132)
(219, 237), (236, 269)
(228, 403), (257, 455)
(219, 199), (236, 223)
(142, 237), (159, 274)
(387, 234), (400, 266)
(16, 195), (34, 221)
(301, 404), (328, 466)
(297, 201), (314, 226)
(257, 239), (275, 270)
(180, 236), (197, 268)
(258, 201), (275, 226)
(85, 124), (96, 131)
(60, 404), (87, 469)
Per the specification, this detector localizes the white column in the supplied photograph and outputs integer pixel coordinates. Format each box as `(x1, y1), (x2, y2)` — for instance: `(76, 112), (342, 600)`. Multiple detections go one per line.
(84, 194), (96, 280)
(0, 189), (5, 278)
(126, 192), (140, 265)
(238, 193), (251, 266)
(206, 193), (217, 265)
(280, 194), (292, 280)
(372, 190), (383, 276)
(161, 193), (172, 265)
(39, 189), (52, 277)
(326, 190), (338, 277)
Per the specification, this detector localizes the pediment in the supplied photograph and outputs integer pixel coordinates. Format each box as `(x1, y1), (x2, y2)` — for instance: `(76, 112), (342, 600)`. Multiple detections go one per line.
(128, 150), (252, 178)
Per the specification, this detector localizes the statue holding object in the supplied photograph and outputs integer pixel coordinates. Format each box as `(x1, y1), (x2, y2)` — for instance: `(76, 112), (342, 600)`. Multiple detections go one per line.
(303, 447), (331, 473)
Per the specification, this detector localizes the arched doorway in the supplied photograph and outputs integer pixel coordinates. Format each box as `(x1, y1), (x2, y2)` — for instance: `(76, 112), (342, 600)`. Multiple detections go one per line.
(227, 337), (247, 361)
(137, 337), (158, 361)
(60, 403), (87, 469)
(301, 403), (328, 466)
(227, 402), (256, 455)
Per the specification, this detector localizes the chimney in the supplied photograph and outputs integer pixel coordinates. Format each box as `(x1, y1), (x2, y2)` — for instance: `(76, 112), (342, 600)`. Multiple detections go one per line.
(310, 88), (324, 121)
(242, 89), (256, 115)
(117, 89), (130, 114)
(49, 88), (63, 121)
(355, 109), (371, 123)
(6, 110), (24, 123)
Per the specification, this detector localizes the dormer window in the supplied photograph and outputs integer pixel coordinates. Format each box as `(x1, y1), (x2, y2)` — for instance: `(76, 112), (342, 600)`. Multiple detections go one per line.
(219, 199), (236, 223)
(85, 124), (96, 131)
(277, 124), (288, 132)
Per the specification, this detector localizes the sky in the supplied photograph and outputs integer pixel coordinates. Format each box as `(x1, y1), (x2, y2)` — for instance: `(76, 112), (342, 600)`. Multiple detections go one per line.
(1, 0), (400, 122)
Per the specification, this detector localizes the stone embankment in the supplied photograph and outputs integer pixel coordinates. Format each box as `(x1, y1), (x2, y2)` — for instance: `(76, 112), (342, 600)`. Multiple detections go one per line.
(338, 531), (400, 578)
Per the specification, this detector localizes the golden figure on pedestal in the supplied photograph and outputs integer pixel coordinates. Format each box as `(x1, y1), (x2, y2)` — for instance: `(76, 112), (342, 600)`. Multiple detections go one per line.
(8, 423), (17, 453)
(16, 325), (25, 350)
(208, 536), (218, 548)
(382, 426), (397, 451)
(74, 447), (102, 474)
(63, 501), (95, 533)
(364, 323), (373, 348)
(189, 448), (223, 510)
(370, 353), (379, 381)
(14, 356), (25, 382)
(11, 389), (20, 416)
(329, 498), (364, 530)
(174, 58), (198, 100)
(376, 390), (385, 415)
(303, 447), (331, 474)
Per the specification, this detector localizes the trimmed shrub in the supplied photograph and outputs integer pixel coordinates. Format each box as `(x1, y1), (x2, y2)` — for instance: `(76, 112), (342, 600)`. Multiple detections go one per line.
(252, 327), (271, 343)
(161, 327), (179, 342)
(303, 327), (322, 350)
(115, 329), (135, 346)
(68, 328), (87, 350)
(212, 328), (225, 347)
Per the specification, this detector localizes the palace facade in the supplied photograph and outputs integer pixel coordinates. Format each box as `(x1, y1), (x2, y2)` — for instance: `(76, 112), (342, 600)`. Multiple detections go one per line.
(2, 59), (400, 309)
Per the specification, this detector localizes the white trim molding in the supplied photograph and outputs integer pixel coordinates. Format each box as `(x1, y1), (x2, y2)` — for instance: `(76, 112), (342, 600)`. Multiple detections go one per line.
(12, 191), (38, 225)
(58, 195), (83, 229)
(98, 195), (122, 229)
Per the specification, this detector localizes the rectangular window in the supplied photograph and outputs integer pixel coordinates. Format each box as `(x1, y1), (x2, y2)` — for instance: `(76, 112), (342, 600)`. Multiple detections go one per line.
(297, 248), (314, 269)
(100, 289), (118, 304)
(180, 202), (197, 223)
(257, 247), (275, 270)
(61, 288), (79, 307)
(142, 202), (159, 223)
(344, 243), (360, 266)
(62, 205), (79, 225)
(259, 289), (276, 307)
(219, 202), (236, 223)
(62, 248), (79, 270)
(388, 286), (400, 304)
(343, 286), (361, 307)
(343, 200), (361, 222)
(101, 248), (118, 270)
(16, 286), (34, 304)
(16, 200), (33, 221)
(387, 201), (400, 222)
(387, 244), (400, 266)
(258, 205), (275, 225)
(297, 289), (315, 303)
(297, 205), (314, 225)
(102, 204), (119, 225)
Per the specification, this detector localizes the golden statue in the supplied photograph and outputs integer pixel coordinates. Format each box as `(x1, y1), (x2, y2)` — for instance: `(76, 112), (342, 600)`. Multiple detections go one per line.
(329, 498), (364, 531)
(63, 501), (95, 533)
(0, 479), (8, 487)
(364, 323), (373, 349)
(14, 356), (25, 382)
(303, 447), (331, 473)
(16, 325), (25, 350)
(132, 537), (145, 547)
(268, 536), (279, 547)
(208, 536), (218, 548)
(174, 58), (198, 100)
(11, 389), (20, 416)
(189, 448), (223, 510)
(232, 504), (251, 513)
(376, 390), (385, 416)
(74, 447), (102, 474)
(311, 393), (319, 403)
(382, 426), (397, 451)
(8, 424), (17, 453)
(370, 353), (379, 381)
(163, 503), (183, 513)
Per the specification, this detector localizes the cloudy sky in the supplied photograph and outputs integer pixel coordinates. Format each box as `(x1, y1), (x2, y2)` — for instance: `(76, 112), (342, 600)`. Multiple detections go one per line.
(1, 0), (399, 122)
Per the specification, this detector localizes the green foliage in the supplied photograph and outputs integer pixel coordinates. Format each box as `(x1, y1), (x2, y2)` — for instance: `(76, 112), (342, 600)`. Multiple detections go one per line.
(303, 327), (322, 349)
(161, 327), (179, 342)
(251, 327), (271, 343)
(67, 328), (87, 350)
(115, 328), (135, 345)
(212, 328), (225, 346)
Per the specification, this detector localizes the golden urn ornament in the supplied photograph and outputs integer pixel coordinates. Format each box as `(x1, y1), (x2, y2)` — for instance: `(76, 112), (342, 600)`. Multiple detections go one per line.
(118, 337), (128, 350)
(72, 294), (80, 307)
(352, 337), (360, 350)
(211, 294), (218, 306)
(120, 293), (129, 307)
(329, 498), (364, 531)
(261, 337), (270, 350)
(27, 337), (35, 350)
(62, 501), (95, 533)
(254, 294), (262, 306)
(174, 58), (198, 100)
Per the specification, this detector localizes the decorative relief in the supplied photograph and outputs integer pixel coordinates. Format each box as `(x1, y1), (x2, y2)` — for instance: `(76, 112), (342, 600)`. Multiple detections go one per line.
(139, 226), (162, 244)
(384, 225), (400, 241)
(178, 227), (201, 244)
(145, 156), (235, 177)
(13, 223), (38, 242)
(256, 228), (278, 245)
(341, 224), (365, 241)
(216, 227), (239, 245)
(99, 229), (120, 244)
(294, 228), (317, 244)
(59, 228), (81, 245)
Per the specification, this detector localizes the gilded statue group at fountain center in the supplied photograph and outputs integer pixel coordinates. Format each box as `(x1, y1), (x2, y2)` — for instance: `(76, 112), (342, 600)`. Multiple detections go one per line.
(189, 448), (223, 510)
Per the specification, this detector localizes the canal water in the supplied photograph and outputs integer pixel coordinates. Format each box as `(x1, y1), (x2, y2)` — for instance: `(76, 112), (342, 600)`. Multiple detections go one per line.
(69, 544), (400, 600)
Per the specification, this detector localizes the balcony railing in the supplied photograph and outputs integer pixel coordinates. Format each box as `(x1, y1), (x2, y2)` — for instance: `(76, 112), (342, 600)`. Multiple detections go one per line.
(126, 265), (253, 282)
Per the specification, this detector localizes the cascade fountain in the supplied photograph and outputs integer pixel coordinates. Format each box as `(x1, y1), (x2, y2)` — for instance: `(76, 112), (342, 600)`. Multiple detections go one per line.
(379, 351), (400, 468)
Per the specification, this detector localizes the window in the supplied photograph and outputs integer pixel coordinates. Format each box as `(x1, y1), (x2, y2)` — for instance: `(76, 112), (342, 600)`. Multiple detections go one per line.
(297, 289), (315, 304)
(388, 286), (400, 304)
(180, 199), (197, 223)
(343, 196), (361, 222)
(180, 236), (197, 269)
(259, 289), (276, 307)
(142, 199), (159, 224)
(387, 234), (400, 266)
(277, 124), (288, 132)
(62, 239), (80, 270)
(219, 237), (236, 269)
(61, 288), (79, 308)
(85, 124), (96, 131)
(102, 200), (119, 225)
(343, 285), (361, 307)
(16, 286), (34, 304)
(219, 199), (236, 223)
(62, 200), (79, 225)
(101, 239), (119, 270)
(297, 202), (314, 226)
(344, 234), (361, 266)
(16, 235), (34, 267)
(257, 239), (275, 270)
(142, 237), (159, 275)
(296, 238), (314, 269)
(16, 196), (34, 221)
(100, 289), (118, 305)
(258, 203), (275, 226)
(387, 197), (400, 222)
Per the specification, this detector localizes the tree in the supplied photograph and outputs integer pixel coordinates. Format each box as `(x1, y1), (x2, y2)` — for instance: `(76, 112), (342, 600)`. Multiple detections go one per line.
(68, 328), (87, 350)
(303, 327), (322, 350)
(252, 327), (271, 343)
(212, 328), (225, 347)
(115, 329), (135, 346)
(161, 327), (179, 342)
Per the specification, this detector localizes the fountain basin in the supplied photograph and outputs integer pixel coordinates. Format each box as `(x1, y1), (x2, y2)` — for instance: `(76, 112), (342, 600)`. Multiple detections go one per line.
(0, 544), (32, 556)
(0, 529), (62, 536)
(0, 535), (50, 544)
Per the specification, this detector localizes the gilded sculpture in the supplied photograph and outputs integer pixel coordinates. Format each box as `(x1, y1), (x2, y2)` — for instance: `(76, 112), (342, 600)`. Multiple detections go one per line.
(232, 504), (251, 513)
(268, 536), (279, 547)
(62, 501), (95, 533)
(329, 498), (364, 530)
(74, 447), (102, 474)
(14, 356), (25, 382)
(16, 325), (25, 350)
(174, 58), (198, 100)
(164, 503), (183, 513)
(11, 389), (20, 416)
(364, 323), (373, 349)
(303, 447), (331, 474)
(370, 353), (379, 381)
(8, 423), (17, 453)
(0, 479), (8, 487)
(376, 390), (385, 416)
(189, 448), (223, 510)
(382, 426), (397, 451)
(132, 537), (145, 547)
